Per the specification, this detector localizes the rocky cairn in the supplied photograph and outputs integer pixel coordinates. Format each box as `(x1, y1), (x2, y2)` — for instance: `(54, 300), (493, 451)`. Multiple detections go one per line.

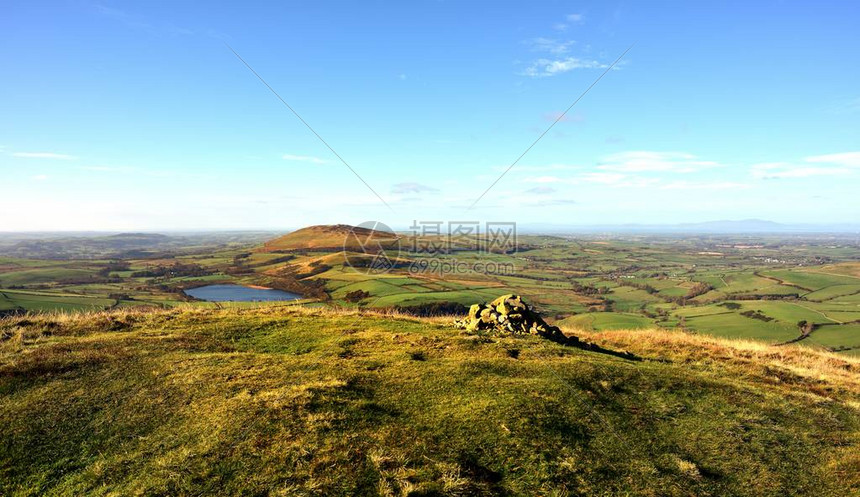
(454, 294), (575, 344)
(454, 294), (640, 360)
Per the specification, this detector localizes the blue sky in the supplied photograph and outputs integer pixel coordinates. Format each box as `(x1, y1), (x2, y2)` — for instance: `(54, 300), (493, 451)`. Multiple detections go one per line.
(2, 1), (859, 231)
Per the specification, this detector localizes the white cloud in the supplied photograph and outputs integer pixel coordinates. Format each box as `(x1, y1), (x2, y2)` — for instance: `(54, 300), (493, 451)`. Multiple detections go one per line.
(661, 180), (750, 190)
(567, 13), (584, 23)
(81, 165), (135, 172)
(490, 189), (576, 208)
(12, 152), (75, 160)
(523, 172), (657, 188)
(805, 151), (860, 168)
(596, 151), (719, 173)
(521, 57), (607, 77)
(580, 172), (626, 184)
(391, 182), (438, 194)
(502, 163), (581, 173)
(32, 174), (48, 181)
(282, 154), (327, 164)
(614, 177), (662, 188)
(531, 198), (577, 206)
(751, 162), (851, 179)
(528, 37), (575, 54)
(748, 152), (860, 179)
(526, 186), (556, 194)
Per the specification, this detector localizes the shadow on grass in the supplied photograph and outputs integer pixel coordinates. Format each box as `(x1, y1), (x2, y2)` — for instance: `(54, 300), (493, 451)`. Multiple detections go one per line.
(549, 332), (642, 362)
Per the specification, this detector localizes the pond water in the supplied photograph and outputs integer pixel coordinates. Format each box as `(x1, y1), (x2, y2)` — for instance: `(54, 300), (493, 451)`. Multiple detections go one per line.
(184, 284), (302, 302)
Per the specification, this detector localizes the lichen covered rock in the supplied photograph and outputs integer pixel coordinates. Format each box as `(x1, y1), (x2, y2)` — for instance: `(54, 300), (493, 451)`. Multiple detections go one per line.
(454, 294), (574, 343)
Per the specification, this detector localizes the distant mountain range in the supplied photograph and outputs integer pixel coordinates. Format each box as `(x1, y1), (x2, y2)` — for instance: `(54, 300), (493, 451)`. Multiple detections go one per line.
(0, 232), (280, 259)
(515, 219), (860, 234)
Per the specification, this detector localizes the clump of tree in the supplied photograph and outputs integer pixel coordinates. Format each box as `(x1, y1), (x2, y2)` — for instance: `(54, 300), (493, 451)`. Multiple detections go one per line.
(719, 302), (741, 310)
(344, 290), (370, 303)
(571, 281), (611, 296)
(394, 301), (469, 317)
(616, 280), (659, 295)
(728, 293), (799, 301)
(684, 282), (713, 300)
(97, 261), (130, 277)
(267, 266), (329, 300)
(297, 260), (331, 278)
(797, 320), (815, 334)
(659, 282), (715, 306)
(740, 310), (773, 322)
(132, 263), (211, 278)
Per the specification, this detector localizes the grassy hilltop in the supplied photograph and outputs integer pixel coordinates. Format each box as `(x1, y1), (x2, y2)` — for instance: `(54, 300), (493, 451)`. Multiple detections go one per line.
(2, 304), (859, 496)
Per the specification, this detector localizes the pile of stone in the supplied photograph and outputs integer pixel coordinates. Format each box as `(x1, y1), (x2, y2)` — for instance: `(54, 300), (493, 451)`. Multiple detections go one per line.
(454, 294), (575, 344)
(454, 294), (640, 361)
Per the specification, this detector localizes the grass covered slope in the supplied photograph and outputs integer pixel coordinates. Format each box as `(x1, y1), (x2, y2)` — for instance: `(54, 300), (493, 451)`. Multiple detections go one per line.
(1, 307), (859, 496)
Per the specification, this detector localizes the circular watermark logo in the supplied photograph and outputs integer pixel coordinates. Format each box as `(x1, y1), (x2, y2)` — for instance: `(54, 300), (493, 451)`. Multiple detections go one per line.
(342, 221), (402, 274)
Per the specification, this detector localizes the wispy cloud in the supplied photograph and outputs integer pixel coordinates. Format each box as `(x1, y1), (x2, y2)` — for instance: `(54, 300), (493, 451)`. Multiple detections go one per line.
(81, 165), (126, 172)
(660, 180), (749, 190)
(829, 97), (860, 114)
(501, 163), (581, 173)
(391, 182), (439, 194)
(520, 151), (729, 190)
(580, 172), (626, 184)
(32, 174), (48, 181)
(94, 4), (194, 37)
(805, 151), (860, 168)
(523, 172), (654, 188)
(749, 152), (860, 179)
(751, 162), (851, 179)
(78, 165), (203, 179)
(596, 151), (719, 173)
(494, 189), (576, 208)
(521, 57), (608, 77)
(526, 186), (556, 194)
(553, 13), (584, 31)
(282, 154), (327, 164)
(80, 165), (143, 173)
(12, 152), (76, 160)
(532, 198), (577, 206)
(519, 13), (608, 77)
(527, 37), (575, 54)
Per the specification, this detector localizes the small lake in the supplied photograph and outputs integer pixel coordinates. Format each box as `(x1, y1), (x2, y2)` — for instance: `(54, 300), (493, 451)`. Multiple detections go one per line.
(184, 284), (302, 302)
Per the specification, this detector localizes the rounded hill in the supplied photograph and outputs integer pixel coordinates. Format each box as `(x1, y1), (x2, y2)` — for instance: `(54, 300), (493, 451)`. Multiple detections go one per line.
(258, 224), (400, 252)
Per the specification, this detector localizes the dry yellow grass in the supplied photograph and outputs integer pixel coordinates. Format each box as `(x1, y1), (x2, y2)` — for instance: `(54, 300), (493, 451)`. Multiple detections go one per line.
(571, 326), (860, 401)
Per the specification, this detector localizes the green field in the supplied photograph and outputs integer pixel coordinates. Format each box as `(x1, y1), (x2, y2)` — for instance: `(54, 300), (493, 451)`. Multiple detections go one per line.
(557, 312), (655, 331)
(2, 230), (859, 356)
(0, 268), (97, 286)
(762, 269), (860, 292)
(683, 312), (799, 343)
